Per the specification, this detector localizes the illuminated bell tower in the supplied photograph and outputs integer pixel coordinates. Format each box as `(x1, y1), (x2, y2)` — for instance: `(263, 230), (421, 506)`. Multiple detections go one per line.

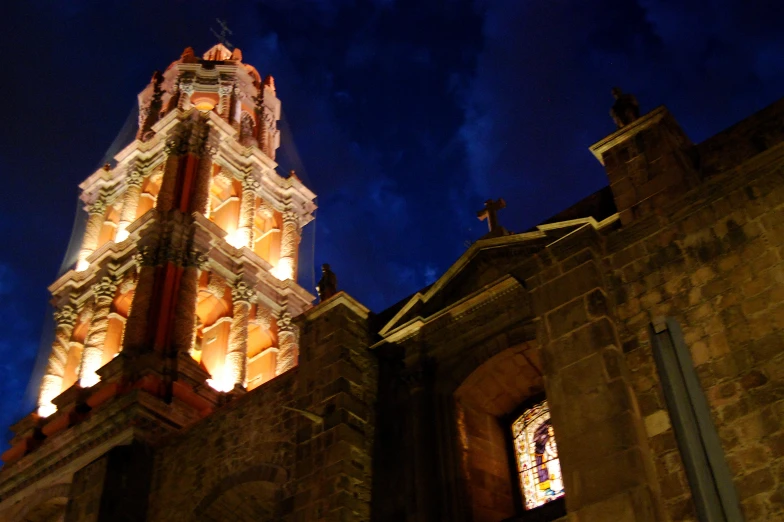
(7, 43), (315, 464)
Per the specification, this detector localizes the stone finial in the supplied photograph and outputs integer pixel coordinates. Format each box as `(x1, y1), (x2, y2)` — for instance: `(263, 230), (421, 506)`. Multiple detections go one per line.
(610, 87), (640, 129)
(477, 198), (506, 234)
(263, 75), (276, 93)
(316, 264), (338, 303)
(181, 46), (197, 62)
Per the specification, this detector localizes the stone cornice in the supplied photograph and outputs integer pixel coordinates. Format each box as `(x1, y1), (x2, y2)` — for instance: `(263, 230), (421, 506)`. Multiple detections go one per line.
(300, 291), (370, 322)
(377, 215), (618, 338)
(374, 275), (524, 348)
(589, 105), (668, 164)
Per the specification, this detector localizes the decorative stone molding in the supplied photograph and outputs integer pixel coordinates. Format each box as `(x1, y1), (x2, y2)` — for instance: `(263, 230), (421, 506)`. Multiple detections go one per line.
(231, 280), (255, 305)
(275, 310), (298, 375)
(53, 304), (78, 328)
(126, 168), (145, 187)
(135, 245), (160, 268)
(92, 276), (118, 302)
(88, 196), (108, 216)
(184, 248), (209, 270)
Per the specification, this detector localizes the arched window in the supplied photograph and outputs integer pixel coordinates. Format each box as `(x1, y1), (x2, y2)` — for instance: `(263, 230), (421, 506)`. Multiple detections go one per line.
(511, 399), (565, 511)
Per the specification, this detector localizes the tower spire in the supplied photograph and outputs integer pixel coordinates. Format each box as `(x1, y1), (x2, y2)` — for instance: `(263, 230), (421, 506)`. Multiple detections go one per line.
(5, 45), (317, 474)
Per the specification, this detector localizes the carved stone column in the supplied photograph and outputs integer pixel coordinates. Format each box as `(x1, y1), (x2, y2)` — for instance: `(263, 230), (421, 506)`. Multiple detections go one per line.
(275, 311), (298, 375)
(115, 168), (145, 243)
(276, 210), (300, 281)
(76, 195), (107, 272)
(171, 249), (206, 355)
(234, 175), (259, 249)
(122, 247), (158, 354)
(37, 304), (78, 416)
(226, 281), (254, 389)
(79, 277), (118, 387)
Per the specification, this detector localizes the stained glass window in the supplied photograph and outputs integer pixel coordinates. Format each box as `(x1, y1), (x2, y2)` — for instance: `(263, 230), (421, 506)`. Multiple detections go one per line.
(511, 400), (565, 510)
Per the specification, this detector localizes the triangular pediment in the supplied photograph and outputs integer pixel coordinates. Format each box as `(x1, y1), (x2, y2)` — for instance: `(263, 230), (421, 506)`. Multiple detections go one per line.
(378, 216), (619, 339)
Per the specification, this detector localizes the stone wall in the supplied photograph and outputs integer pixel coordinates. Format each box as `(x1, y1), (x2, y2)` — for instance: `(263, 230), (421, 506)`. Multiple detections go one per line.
(146, 295), (376, 522)
(608, 143), (784, 521)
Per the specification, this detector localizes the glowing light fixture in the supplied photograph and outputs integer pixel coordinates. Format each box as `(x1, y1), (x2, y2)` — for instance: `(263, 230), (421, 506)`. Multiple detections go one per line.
(76, 259), (90, 272)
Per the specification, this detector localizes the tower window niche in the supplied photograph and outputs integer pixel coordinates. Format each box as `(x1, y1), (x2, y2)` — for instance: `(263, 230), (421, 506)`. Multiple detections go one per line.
(509, 398), (566, 518)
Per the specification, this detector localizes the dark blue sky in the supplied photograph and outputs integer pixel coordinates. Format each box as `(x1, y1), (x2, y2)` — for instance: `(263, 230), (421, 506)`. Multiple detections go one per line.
(1, 0), (783, 449)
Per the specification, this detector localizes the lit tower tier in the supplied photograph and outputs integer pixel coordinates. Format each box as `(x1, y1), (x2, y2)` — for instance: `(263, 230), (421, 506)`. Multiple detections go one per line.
(6, 44), (316, 467)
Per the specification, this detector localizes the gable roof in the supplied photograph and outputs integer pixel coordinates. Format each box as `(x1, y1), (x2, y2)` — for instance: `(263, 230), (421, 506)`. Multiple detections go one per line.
(377, 214), (619, 340)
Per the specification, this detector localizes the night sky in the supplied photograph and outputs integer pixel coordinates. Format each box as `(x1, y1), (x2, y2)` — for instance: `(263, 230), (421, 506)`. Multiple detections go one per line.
(1, 0), (783, 450)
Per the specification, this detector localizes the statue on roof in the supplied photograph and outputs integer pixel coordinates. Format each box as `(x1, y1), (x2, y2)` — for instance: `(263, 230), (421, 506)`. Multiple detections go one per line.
(610, 87), (640, 129)
(316, 264), (338, 303)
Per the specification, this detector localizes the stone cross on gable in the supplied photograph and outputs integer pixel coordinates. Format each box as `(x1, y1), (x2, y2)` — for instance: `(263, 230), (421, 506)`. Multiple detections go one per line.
(477, 198), (506, 233)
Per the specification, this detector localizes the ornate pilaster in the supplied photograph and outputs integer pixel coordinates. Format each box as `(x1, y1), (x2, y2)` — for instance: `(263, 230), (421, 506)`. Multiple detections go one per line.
(171, 249), (208, 354)
(178, 78), (194, 111)
(226, 280), (254, 389)
(79, 277), (118, 387)
(115, 168), (145, 243)
(233, 175), (259, 249)
(275, 310), (298, 375)
(122, 247), (158, 354)
(157, 138), (182, 213)
(37, 304), (78, 417)
(190, 134), (218, 215)
(218, 81), (234, 121)
(76, 193), (108, 272)
(275, 209), (300, 281)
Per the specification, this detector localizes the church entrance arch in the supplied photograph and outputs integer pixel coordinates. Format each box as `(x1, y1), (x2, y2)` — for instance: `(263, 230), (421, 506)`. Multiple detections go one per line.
(452, 340), (546, 522)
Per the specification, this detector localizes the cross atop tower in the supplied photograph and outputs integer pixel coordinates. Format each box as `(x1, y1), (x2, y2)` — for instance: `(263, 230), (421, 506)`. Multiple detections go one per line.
(477, 198), (506, 233)
(210, 18), (234, 49)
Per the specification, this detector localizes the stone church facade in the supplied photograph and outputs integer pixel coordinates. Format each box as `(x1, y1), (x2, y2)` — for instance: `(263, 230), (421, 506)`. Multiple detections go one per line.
(1, 44), (783, 522)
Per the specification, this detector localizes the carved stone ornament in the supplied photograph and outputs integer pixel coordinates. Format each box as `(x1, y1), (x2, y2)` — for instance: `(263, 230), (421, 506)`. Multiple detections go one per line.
(282, 210), (299, 226)
(179, 78), (195, 96)
(184, 248), (209, 269)
(231, 280), (255, 304)
(126, 168), (145, 187)
(53, 304), (78, 328)
(135, 245), (160, 268)
(164, 137), (181, 155)
(203, 138), (220, 159)
(92, 276), (118, 300)
(89, 195), (108, 216)
(241, 175), (260, 193)
(218, 82), (234, 96)
(276, 311), (293, 332)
